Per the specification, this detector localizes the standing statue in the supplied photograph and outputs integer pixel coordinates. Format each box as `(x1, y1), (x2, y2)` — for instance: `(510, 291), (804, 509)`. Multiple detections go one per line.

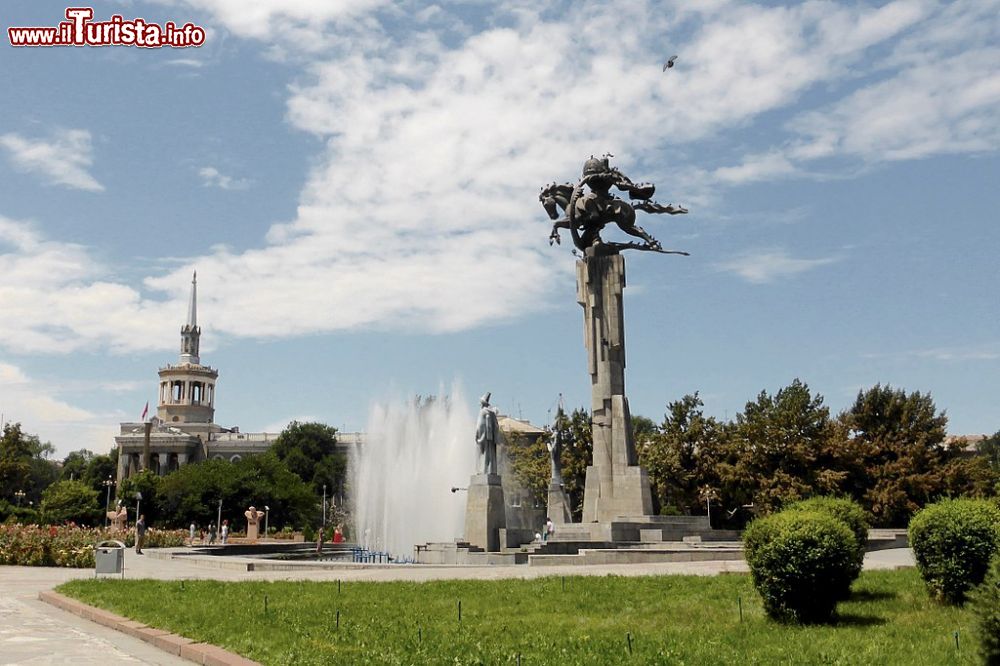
(547, 414), (564, 487)
(244, 505), (265, 542)
(475, 392), (500, 476)
(107, 501), (128, 531)
(540, 154), (688, 254)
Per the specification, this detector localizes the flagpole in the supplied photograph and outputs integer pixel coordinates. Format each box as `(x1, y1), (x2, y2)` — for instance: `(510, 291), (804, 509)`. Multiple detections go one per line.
(141, 402), (152, 472)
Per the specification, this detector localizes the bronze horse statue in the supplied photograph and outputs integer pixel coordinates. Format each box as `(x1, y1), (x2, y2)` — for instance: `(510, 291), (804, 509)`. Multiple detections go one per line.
(540, 156), (688, 254)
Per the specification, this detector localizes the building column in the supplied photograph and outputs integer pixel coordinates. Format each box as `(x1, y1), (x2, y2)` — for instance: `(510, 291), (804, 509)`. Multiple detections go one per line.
(176, 452), (189, 467)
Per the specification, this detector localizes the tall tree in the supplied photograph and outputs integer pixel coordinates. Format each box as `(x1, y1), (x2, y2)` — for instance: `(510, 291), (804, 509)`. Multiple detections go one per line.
(0, 423), (58, 504)
(639, 393), (726, 515)
(839, 384), (952, 526)
(728, 380), (849, 514)
(271, 421), (347, 498)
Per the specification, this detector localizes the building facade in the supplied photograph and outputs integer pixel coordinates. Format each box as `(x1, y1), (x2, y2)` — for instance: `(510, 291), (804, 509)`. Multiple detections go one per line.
(115, 273), (363, 486)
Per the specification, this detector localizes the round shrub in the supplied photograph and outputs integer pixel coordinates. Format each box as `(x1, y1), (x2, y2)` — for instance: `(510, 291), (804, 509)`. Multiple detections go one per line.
(743, 510), (856, 623)
(970, 554), (1000, 665)
(786, 496), (868, 588)
(908, 498), (1000, 604)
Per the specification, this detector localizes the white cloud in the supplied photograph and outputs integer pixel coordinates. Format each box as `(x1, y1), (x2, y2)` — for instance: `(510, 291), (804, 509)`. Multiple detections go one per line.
(716, 249), (839, 284)
(712, 151), (796, 184)
(0, 128), (104, 191)
(3, 1), (998, 350)
(0, 362), (118, 456)
(0, 215), (179, 354)
(713, 0), (1000, 180)
(198, 166), (250, 190)
(165, 58), (204, 68)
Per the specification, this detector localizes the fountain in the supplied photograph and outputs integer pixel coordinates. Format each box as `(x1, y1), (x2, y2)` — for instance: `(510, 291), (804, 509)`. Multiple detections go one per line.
(350, 386), (477, 561)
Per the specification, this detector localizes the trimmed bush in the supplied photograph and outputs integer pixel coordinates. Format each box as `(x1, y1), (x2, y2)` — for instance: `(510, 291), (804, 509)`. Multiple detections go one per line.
(970, 555), (1000, 665)
(908, 498), (1000, 604)
(744, 510), (856, 623)
(786, 496), (868, 588)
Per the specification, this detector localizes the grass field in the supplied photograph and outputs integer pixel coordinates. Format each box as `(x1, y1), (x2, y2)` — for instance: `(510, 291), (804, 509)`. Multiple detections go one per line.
(58, 569), (978, 665)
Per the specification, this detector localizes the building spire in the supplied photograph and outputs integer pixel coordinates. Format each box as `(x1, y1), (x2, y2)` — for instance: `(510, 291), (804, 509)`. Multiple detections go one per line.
(187, 271), (198, 328)
(179, 270), (201, 365)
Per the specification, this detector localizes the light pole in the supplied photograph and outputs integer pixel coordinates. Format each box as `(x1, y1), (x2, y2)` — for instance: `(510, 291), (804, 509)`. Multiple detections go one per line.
(14, 490), (25, 506)
(102, 477), (115, 528)
(264, 506), (269, 539)
(217, 499), (222, 535)
(322, 484), (327, 527)
(134, 491), (142, 525)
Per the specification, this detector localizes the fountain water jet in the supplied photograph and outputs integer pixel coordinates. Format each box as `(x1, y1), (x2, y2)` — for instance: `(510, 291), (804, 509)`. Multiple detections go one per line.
(350, 386), (477, 560)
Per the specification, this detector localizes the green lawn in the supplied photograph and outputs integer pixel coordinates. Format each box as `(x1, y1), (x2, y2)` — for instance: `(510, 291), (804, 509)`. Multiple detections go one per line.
(58, 569), (978, 665)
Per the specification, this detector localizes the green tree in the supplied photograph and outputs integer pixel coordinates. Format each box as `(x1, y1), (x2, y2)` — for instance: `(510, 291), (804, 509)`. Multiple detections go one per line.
(154, 451), (315, 530)
(60, 449), (94, 482)
(639, 393), (726, 516)
(728, 380), (851, 514)
(271, 421), (346, 497)
(0, 423), (59, 504)
(39, 479), (101, 525)
(839, 384), (954, 526)
(118, 469), (162, 525)
(979, 430), (1000, 471)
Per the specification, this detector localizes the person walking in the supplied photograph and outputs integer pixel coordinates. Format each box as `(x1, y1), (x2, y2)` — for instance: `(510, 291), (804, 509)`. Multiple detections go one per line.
(221, 519), (229, 544)
(208, 523), (217, 545)
(189, 522), (196, 546)
(135, 514), (147, 555)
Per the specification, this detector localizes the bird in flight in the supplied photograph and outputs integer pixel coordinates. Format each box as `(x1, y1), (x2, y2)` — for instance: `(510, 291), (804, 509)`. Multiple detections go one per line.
(663, 55), (678, 71)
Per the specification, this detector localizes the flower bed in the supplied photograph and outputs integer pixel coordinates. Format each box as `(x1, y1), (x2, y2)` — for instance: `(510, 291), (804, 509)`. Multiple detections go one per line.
(0, 524), (186, 567)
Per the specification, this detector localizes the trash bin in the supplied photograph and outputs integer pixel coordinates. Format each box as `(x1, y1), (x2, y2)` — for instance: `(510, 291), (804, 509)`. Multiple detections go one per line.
(95, 540), (126, 579)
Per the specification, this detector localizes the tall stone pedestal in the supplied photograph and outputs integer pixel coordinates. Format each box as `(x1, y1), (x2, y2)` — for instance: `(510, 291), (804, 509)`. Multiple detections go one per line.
(547, 481), (572, 524)
(577, 252), (655, 523)
(464, 473), (506, 552)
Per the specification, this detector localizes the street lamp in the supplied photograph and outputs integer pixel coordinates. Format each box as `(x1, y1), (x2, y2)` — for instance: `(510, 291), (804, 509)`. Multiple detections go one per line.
(264, 506), (270, 539)
(14, 490), (25, 506)
(322, 484), (327, 527)
(217, 499), (223, 534)
(102, 476), (115, 528)
(134, 491), (142, 521)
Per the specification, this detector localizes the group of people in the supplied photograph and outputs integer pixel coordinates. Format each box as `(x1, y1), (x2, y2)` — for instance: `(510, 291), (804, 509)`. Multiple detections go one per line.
(186, 519), (230, 546)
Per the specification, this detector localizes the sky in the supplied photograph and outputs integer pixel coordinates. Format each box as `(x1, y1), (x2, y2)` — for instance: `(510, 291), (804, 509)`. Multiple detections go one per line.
(0, 0), (997, 458)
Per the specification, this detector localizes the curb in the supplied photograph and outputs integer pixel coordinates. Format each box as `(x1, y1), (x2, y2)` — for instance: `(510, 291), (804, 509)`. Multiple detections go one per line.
(38, 590), (260, 666)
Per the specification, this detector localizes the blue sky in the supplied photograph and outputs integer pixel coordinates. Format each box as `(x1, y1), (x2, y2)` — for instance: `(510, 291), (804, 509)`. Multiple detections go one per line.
(0, 0), (997, 457)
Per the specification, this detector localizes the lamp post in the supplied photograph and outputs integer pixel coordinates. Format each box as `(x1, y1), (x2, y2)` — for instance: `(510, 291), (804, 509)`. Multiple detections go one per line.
(14, 490), (25, 506)
(217, 499), (222, 535)
(322, 484), (327, 527)
(134, 491), (142, 521)
(102, 476), (115, 528)
(264, 506), (270, 539)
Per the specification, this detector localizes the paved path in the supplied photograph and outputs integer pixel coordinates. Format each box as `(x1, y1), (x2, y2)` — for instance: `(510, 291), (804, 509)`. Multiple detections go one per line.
(0, 547), (915, 664)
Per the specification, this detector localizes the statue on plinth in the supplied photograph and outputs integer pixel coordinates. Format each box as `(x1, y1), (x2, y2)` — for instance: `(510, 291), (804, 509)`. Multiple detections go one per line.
(545, 402), (573, 524)
(107, 501), (127, 531)
(475, 392), (500, 476)
(244, 506), (265, 542)
(539, 156), (688, 523)
(540, 154), (688, 255)
(465, 391), (506, 552)
(546, 424), (563, 486)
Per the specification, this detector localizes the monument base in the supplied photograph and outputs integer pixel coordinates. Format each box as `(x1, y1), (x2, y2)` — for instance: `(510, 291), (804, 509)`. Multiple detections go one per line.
(582, 465), (654, 523)
(547, 481), (572, 524)
(464, 473), (506, 552)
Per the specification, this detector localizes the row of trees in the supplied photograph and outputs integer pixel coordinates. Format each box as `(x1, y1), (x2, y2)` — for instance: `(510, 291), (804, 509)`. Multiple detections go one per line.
(1, 420), (348, 531)
(508, 381), (999, 527)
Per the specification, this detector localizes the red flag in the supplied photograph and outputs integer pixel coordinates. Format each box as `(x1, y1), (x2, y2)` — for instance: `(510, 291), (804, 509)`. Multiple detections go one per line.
(140, 401), (149, 422)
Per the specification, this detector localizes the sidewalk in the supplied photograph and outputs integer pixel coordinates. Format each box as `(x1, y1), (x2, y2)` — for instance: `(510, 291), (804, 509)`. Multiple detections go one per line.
(0, 548), (914, 664)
